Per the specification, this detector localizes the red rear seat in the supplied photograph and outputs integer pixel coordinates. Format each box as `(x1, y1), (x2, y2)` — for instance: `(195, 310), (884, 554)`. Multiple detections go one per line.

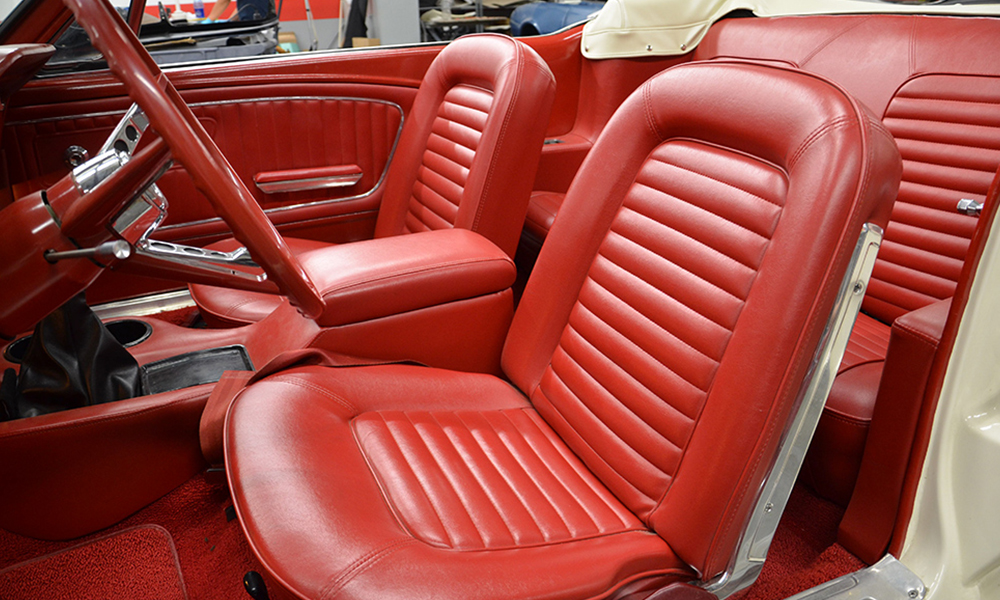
(524, 14), (997, 518)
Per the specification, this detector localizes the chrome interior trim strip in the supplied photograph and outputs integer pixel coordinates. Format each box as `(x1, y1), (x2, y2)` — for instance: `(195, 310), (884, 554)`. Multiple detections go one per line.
(7, 95), (403, 126)
(785, 555), (925, 600)
(7, 107), (129, 126)
(255, 172), (364, 194)
(92, 289), (195, 320)
(704, 223), (885, 599)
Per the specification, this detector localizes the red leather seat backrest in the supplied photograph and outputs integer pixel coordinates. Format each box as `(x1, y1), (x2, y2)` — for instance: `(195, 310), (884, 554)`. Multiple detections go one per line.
(501, 61), (901, 579)
(696, 15), (1000, 324)
(373, 34), (556, 258)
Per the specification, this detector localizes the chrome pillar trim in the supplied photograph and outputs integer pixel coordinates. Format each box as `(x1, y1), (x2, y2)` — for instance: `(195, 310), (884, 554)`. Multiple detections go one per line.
(704, 223), (884, 599)
(785, 555), (925, 600)
(92, 289), (196, 320)
(255, 171), (364, 194)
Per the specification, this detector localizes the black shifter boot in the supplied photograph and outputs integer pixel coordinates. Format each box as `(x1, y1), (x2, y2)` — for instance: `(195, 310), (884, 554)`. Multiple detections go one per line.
(13, 293), (143, 419)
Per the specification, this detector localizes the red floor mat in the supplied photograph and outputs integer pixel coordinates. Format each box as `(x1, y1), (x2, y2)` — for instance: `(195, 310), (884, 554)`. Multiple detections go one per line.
(740, 486), (866, 599)
(0, 525), (187, 600)
(0, 473), (261, 600)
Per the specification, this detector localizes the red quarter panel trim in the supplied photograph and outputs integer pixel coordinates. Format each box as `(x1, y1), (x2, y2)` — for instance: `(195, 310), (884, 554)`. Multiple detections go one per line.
(864, 75), (1000, 323)
(355, 408), (643, 550)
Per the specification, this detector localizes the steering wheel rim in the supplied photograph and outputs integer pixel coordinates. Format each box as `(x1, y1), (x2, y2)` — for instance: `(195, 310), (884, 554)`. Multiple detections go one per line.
(63, 0), (325, 320)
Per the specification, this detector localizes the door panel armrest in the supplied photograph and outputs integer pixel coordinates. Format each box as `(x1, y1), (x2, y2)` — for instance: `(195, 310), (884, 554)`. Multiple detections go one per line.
(254, 164), (363, 194)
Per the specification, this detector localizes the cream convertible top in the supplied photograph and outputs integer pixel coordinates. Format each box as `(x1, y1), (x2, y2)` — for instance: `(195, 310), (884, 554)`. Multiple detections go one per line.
(582, 0), (1000, 59)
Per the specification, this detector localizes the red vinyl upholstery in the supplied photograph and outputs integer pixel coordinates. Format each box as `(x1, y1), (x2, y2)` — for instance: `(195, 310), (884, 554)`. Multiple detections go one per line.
(696, 17), (1000, 510)
(525, 190), (565, 240)
(839, 298), (950, 564)
(225, 61), (901, 599)
(521, 15), (1000, 510)
(301, 229), (515, 328)
(190, 34), (556, 327)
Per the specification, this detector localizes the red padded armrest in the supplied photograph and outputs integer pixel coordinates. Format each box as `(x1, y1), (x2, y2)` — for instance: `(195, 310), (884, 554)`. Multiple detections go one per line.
(301, 229), (516, 327)
(253, 165), (363, 194)
(893, 297), (950, 342)
(838, 297), (950, 561)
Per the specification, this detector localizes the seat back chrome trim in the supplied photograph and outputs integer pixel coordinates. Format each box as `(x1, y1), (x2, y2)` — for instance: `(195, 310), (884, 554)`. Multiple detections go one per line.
(705, 222), (885, 599)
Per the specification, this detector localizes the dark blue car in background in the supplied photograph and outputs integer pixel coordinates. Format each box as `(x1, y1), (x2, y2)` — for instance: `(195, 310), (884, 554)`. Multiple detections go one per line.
(509, 0), (603, 36)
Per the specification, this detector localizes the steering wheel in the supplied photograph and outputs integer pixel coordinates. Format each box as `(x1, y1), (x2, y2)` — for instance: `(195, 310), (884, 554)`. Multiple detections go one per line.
(61, 0), (325, 320)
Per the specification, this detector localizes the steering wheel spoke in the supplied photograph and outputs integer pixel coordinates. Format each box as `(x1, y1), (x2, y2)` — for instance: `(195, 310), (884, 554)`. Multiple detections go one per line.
(62, 0), (325, 319)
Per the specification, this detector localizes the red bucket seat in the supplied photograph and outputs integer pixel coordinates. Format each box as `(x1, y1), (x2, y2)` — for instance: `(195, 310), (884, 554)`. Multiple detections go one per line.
(225, 61), (901, 600)
(189, 34), (556, 327)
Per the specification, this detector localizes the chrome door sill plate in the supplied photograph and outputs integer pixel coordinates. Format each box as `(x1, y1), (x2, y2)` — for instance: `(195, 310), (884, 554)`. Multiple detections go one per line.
(786, 556), (925, 600)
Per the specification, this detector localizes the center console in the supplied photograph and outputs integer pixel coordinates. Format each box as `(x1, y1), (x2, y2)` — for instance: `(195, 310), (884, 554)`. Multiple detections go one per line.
(0, 228), (516, 540)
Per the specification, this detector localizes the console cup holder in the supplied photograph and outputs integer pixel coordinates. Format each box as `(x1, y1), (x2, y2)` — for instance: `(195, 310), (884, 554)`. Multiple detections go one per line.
(3, 319), (152, 364)
(106, 319), (153, 348)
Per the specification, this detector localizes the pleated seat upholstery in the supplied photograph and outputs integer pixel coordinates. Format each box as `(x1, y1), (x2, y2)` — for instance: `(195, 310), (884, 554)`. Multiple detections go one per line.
(225, 61), (901, 600)
(190, 34), (557, 327)
(805, 74), (998, 505)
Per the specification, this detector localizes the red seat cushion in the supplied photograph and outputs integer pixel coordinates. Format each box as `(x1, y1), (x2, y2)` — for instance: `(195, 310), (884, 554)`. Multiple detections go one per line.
(838, 312), (891, 374)
(804, 313), (890, 505)
(227, 365), (692, 600)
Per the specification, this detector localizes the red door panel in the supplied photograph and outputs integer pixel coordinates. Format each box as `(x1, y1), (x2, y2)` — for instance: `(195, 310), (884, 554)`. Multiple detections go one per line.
(1, 48), (437, 304)
(5, 90), (409, 304)
(4, 89), (404, 236)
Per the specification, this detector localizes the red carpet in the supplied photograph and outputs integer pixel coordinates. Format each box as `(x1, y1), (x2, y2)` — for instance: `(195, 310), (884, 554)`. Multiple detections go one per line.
(0, 525), (187, 600)
(0, 473), (262, 600)
(0, 474), (862, 600)
(739, 486), (865, 599)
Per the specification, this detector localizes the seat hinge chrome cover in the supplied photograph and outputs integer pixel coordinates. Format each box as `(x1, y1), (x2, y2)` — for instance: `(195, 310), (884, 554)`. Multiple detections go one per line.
(785, 555), (925, 600)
